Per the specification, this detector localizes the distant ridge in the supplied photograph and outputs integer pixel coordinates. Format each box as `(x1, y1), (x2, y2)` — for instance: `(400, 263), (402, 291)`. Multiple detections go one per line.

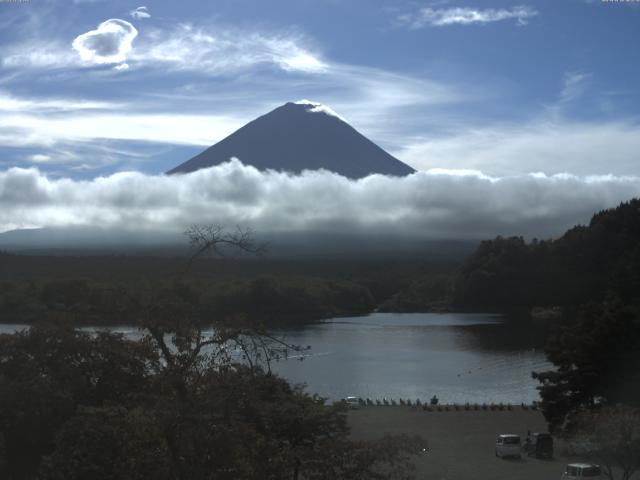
(167, 100), (415, 178)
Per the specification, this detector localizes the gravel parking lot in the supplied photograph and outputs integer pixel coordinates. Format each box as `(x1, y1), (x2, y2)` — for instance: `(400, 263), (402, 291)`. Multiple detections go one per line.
(348, 406), (587, 480)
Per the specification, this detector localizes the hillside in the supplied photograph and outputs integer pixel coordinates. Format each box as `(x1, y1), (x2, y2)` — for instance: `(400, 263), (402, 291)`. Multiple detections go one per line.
(453, 198), (640, 310)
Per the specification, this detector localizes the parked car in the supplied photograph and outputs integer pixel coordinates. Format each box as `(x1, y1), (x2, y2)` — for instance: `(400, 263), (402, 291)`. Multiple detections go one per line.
(561, 463), (601, 479)
(524, 432), (553, 459)
(344, 396), (361, 409)
(495, 434), (521, 459)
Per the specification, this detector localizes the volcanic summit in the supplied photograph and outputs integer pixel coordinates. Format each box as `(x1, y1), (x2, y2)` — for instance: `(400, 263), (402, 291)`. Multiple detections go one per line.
(167, 100), (415, 178)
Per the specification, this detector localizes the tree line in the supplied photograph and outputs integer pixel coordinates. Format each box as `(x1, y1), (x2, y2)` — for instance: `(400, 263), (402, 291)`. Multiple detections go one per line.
(0, 276), (376, 327)
(453, 199), (640, 310)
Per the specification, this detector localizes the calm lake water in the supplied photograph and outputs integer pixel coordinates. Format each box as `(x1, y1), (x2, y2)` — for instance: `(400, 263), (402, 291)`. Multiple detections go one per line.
(0, 313), (551, 404)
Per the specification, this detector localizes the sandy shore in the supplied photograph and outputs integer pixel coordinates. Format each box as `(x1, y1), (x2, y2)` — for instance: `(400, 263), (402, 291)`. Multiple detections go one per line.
(348, 406), (591, 480)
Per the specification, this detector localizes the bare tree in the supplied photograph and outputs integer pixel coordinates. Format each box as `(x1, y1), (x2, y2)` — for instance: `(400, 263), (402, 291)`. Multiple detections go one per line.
(182, 224), (266, 274)
(142, 224), (302, 398)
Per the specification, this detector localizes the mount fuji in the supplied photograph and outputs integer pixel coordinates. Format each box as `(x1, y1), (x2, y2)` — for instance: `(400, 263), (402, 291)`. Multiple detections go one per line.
(167, 100), (415, 178)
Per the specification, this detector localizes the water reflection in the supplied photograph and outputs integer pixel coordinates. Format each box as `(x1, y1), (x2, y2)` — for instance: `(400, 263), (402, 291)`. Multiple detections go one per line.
(0, 313), (551, 404)
(451, 322), (549, 352)
(271, 313), (551, 404)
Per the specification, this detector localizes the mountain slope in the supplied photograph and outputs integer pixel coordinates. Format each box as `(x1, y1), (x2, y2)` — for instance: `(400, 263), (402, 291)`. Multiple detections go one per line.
(167, 101), (415, 178)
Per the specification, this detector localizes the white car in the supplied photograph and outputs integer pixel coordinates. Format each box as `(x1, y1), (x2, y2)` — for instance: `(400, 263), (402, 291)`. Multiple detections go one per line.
(562, 463), (602, 479)
(344, 396), (361, 409)
(495, 434), (521, 459)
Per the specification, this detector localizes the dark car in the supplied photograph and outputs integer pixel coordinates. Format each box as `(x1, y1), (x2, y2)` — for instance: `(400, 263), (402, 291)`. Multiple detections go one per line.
(524, 432), (553, 459)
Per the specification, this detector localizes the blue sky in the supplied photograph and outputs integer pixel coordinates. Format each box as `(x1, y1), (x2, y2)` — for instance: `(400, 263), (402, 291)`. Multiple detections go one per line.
(1, 0), (638, 179)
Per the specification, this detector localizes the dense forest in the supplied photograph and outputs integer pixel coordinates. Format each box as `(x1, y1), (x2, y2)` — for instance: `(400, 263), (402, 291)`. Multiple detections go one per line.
(0, 275), (375, 327)
(2, 199), (640, 324)
(453, 199), (640, 310)
(0, 251), (460, 326)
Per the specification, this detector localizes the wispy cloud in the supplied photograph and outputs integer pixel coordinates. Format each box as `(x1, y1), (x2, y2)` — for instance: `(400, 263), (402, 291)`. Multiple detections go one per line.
(0, 93), (118, 113)
(0, 63), (464, 169)
(559, 71), (592, 104)
(135, 24), (327, 74)
(130, 6), (151, 20)
(1, 41), (79, 70)
(0, 160), (638, 239)
(3, 21), (327, 76)
(541, 70), (593, 119)
(0, 112), (243, 148)
(314, 64), (466, 146)
(0, 35), (465, 164)
(397, 5), (538, 28)
(396, 119), (640, 177)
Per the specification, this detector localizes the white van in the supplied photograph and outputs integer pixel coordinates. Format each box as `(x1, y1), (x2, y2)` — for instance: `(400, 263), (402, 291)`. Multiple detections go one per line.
(562, 463), (602, 479)
(495, 434), (521, 458)
(344, 396), (361, 409)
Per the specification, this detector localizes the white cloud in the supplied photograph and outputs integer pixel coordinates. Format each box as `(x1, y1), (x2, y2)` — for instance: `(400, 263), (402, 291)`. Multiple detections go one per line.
(0, 41), (466, 155)
(318, 64), (464, 143)
(130, 6), (151, 20)
(541, 70), (593, 119)
(396, 120), (640, 177)
(397, 5), (538, 28)
(72, 19), (138, 65)
(1, 42), (79, 69)
(559, 71), (591, 104)
(0, 93), (117, 113)
(4, 23), (325, 75)
(0, 112), (243, 148)
(278, 51), (326, 73)
(294, 99), (347, 122)
(0, 79), (458, 156)
(0, 160), (638, 239)
(29, 154), (51, 163)
(135, 24), (327, 74)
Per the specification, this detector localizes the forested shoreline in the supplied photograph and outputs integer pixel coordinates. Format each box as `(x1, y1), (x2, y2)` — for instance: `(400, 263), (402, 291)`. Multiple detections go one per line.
(3, 200), (640, 326)
(0, 275), (376, 327)
(0, 250), (461, 326)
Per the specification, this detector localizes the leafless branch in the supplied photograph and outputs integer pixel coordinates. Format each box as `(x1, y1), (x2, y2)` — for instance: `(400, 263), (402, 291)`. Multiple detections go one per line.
(182, 224), (267, 274)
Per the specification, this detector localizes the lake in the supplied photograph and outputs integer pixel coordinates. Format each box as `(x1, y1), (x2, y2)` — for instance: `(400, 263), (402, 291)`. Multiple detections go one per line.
(0, 312), (551, 404)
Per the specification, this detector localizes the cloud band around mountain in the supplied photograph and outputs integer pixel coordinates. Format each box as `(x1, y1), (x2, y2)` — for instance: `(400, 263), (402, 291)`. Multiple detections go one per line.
(1, 160), (638, 241)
